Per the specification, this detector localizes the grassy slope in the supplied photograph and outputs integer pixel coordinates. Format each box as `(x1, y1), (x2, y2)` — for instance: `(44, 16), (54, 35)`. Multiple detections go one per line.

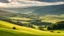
(0, 20), (64, 36)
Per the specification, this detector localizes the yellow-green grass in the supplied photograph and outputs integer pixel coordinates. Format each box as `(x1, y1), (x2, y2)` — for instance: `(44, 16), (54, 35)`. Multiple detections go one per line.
(0, 20), (64, 36)
(41, 20), (59, 23)
(10, 17), (32, 20)
(0, 28), (38, 36)
(40, 16), (64, 23)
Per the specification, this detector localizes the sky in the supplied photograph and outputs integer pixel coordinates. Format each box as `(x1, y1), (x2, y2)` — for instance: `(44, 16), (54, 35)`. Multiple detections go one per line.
(0, 0), (64, 8)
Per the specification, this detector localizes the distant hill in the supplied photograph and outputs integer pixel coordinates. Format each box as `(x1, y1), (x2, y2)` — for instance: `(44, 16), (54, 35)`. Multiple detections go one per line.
(2, 4), (64, 16)
(2, 7), (40, 14)
(31, 4), (64, 16)
(0, 10), (17, 17)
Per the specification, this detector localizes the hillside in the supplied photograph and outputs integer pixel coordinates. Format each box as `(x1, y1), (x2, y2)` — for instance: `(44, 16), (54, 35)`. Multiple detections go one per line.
(0, 20), (64, 36)
(0, 20), (41, 36)
(0, 28), (38, 36)
(3, 4), (64, 16)
(0, 10), (17, 17)
(2, 7), (40, 14)
(32, 4), (64, 15)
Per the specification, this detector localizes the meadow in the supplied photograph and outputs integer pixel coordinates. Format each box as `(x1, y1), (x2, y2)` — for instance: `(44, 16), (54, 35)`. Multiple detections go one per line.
(0, 20), (64, 36)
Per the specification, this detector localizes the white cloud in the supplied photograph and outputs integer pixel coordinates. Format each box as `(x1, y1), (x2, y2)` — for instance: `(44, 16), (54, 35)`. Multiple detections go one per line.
(0, 0), (64, 8)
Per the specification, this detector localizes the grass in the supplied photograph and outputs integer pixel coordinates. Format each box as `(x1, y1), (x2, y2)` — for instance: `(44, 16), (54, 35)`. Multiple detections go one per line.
(10, 17), (32, 20)
(0, 20), (64, 36)
(0, 28), (38, 36)
(40, 15), (64, 23)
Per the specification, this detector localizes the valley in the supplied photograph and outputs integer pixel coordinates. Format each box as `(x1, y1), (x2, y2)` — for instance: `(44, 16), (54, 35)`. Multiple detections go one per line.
(0, 2), (64, 36)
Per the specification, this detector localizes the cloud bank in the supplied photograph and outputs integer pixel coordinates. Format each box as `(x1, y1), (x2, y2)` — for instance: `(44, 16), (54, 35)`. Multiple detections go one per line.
(0, 0), (64, 8)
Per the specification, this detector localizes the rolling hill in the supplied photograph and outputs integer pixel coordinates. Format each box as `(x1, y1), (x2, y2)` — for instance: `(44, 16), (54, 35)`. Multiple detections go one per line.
(0, 10), (17, 17)
(2, 4), (64, 16)
(32, 4), (64, 15)
(1, 7), (40, 14)
(0, 20), (40, 36)
(0, 20), (64, 36)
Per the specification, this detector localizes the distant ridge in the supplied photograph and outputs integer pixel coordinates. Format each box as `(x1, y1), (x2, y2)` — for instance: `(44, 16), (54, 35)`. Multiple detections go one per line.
(31, 4), (64, 15)
(0, 10), (16, 17)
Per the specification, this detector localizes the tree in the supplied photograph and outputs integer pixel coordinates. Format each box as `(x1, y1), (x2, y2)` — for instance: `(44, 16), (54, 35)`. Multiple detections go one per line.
(27, 24), (35, 28)
(52, 24), (58, 30)
(47, 26), (52, 30)
(13, 27), (16, 30)
(38, 26), (43, 30)
(56, 21), (64, 29)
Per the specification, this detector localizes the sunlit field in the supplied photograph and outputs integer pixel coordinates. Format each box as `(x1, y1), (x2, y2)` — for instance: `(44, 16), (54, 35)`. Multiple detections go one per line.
(0, 20), (64, 36)
(40, 15), (64, 23)
(0, 0), (64, 36)
(10, 17), (32, 20)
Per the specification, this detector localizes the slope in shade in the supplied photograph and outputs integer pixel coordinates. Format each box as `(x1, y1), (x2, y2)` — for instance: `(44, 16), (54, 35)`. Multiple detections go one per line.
(32, 4), (64, 15)
(0, 10), (17, 17)
(2, 4), (64, 15)
(2, 7), (40, 14)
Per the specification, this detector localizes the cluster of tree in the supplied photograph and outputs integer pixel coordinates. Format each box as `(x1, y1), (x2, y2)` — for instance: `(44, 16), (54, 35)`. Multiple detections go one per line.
(30, 20), (52, 26)
(0, 17), (35, 29)
(38, 26), (44, 30)
(47, 21), (64, 30)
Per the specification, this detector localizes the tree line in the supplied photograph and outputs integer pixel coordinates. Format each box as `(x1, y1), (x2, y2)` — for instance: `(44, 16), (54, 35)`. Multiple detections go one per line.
(47, 21), (64, 30)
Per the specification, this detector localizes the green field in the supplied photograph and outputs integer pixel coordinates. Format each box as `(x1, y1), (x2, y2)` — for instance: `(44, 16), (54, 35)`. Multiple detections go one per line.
(40, 15), (64, 23)
(0, 20), (64, 36)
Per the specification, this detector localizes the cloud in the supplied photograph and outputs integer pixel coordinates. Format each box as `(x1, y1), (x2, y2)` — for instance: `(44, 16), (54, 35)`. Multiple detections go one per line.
(27, 0), (64, 2)
(0, 0), (64, 8)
